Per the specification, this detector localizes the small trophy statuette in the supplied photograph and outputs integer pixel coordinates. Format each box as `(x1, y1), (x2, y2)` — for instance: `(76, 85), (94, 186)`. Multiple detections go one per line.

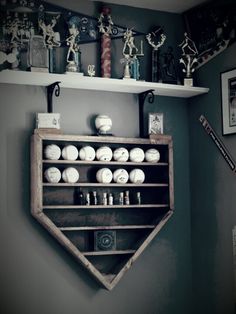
(65, 23), (81, 73)
(179, 32), (198, 86)
(121, 28), (144, 80)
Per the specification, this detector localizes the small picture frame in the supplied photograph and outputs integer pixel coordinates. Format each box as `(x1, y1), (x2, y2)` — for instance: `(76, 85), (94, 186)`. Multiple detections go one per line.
(148, 113), (164, 135)
(221, 68), (236, 135)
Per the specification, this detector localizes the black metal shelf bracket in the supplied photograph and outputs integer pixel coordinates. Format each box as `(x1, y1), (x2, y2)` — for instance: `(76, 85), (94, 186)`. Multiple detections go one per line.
(138, 89), (155, 138)
(47, 81), (61, 113)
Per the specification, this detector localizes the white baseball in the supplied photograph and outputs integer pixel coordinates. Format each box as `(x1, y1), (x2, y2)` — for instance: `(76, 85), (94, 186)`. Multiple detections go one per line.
(96, 168), (113, 183)
(113, 168), (129, 184)
(129, 168), (145, 183)
(95, 115), (112, 133)
(145, 148), (160, 163)
(96, 146), (113, 161)
(62, 145), (79, 161)
(62, 167), (79, 183)
(79, 146), (96, 161)
(44, 167), (61, 183)
(129, 147), (145, 162)
(113, 147), (129, 162)
(44, 144), (61, 160)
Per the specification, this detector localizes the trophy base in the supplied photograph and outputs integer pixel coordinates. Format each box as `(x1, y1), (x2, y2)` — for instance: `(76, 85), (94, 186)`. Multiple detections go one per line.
(66, 61), (79, 73)
(30, 66), (49, 73)
(184, 78), (193, 87)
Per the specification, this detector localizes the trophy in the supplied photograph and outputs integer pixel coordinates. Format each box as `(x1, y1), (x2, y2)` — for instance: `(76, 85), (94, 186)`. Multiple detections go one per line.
(121, 28), (144, 80)
(146, 27), (166, 82)
(179, 32), (198, 86)
(65, 23), (81, 73)
(38, 14), (61, 73)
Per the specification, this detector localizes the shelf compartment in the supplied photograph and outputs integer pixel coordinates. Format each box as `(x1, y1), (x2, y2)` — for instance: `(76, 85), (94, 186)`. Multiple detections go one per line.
(62, 228), (152, 252)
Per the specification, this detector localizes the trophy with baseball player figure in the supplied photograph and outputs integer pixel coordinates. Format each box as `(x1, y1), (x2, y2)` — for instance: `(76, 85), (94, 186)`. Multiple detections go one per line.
(65, 23), (82, 73)
(121, 28), (144, 80)
(146, 27), (166, 82)
(179, 32), (198, 86)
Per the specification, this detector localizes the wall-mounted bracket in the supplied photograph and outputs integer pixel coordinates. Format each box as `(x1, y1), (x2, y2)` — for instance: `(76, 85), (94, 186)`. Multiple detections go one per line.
(47, 81), (61, 113)
(138, 89), (155, 138)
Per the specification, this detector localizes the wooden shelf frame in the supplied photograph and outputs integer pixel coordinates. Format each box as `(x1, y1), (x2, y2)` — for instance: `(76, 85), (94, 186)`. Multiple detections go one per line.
(31, 132), (174, 290)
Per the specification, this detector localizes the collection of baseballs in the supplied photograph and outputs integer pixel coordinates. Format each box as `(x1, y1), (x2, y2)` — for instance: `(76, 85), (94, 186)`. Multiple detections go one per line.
(44, 144), (160, 184)
(44, 144), (160, 163)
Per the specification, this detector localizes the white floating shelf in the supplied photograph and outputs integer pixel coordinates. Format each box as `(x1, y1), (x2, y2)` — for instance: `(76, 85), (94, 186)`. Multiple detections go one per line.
(0, 70), (209, 98)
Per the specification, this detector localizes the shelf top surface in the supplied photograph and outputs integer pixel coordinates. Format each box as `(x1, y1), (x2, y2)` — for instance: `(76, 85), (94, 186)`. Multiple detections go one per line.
(0, 70), (209, 98)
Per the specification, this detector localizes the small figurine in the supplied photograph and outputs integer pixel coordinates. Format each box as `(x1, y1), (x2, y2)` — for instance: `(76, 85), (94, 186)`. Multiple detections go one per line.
(88, 64), (95, 77)
(179, 32), (198, 86)
(146, 27), (166, 82)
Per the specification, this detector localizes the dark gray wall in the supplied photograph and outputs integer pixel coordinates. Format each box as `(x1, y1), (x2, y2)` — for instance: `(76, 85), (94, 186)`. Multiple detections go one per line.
(0, 1), (193, 314)
(189, 42), (236, 314)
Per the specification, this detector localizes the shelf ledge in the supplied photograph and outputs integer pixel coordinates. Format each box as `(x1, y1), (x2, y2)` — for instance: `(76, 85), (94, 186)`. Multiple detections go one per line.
(59, 225), (156, 231)
(0, 70), (209, 98)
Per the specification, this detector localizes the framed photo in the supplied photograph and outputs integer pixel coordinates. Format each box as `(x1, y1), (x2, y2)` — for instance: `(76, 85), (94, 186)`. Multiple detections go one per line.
(221, 68), (236, 135)
(148, 113), (163, 135)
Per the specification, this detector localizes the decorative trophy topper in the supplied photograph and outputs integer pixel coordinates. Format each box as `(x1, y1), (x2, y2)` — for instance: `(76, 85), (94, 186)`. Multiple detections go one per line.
(146, 26), (166, 82)
(179, 32), (198, 86)
(121, 28), (144, 80)
(65, 23), (81, 73)
(98, 7), (113, 78)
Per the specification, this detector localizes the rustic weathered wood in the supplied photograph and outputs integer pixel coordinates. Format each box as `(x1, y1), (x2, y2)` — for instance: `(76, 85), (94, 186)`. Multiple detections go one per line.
(31, 132), (174, 290)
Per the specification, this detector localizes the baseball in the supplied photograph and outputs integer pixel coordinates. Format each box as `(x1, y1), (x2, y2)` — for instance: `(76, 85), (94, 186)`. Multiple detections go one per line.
(79, 146), (96, 161)
(129, 168), (145, 184)
(129, 147), (145, 162)
(113, 147), (129, 162)
(62, 145), (79, 161)
(44, 167), (61, 183)
(113, 168), (129, 184)
(44, 144), (61, 160)
(145, 148), (160, 163)
(95, 115), (112, 134)
(62, 167), (79, 183)
(96, 168), (113, 183)
(96, 146), (113, 161)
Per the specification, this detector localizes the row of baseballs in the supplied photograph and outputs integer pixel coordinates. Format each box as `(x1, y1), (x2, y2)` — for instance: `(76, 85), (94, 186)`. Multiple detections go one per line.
(44, 144), (160, 163)
(44, 167), (145, 184)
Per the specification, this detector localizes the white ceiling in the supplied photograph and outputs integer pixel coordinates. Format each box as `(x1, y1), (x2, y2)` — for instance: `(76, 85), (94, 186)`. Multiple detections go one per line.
(90, 0), (209, 13)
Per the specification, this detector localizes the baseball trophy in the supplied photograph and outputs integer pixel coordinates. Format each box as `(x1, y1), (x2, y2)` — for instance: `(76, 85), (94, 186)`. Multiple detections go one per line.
(98, 7), (113, 78)
(179, 32), (198, 86)
(146, 27), (166, 82)
(121, 28), (144, 80)
(38, 14), (61, 73)
(65, 23), (81, 73)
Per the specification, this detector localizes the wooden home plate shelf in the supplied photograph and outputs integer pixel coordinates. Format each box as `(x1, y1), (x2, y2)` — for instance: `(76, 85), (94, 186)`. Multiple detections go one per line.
(31, 132), (174, 290)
